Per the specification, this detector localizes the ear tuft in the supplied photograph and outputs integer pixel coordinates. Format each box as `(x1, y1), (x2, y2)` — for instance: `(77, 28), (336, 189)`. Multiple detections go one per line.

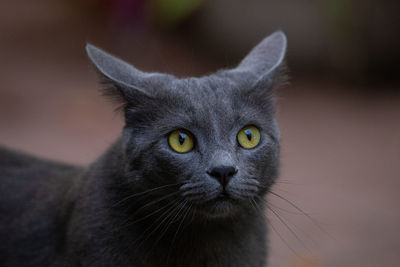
(86, 44), (149, 93)
(97, 76), (131, 112)
(86, 44), (157, 111)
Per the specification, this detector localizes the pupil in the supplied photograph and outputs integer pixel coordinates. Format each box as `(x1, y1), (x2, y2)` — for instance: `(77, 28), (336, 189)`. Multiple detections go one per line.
(178, 133), (186, 145)
(245, 129), (252, 141)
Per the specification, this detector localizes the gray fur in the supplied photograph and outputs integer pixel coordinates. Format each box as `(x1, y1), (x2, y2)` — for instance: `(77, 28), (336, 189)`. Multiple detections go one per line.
(0, 31), (287, 266)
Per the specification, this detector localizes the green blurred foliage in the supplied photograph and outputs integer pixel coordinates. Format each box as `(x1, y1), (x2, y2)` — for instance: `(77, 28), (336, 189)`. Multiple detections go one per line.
(154, 0), (205, 26)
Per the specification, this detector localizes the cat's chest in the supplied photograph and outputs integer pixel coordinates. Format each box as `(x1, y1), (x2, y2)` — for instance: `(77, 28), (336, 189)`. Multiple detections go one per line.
(136, 226), (267, 267)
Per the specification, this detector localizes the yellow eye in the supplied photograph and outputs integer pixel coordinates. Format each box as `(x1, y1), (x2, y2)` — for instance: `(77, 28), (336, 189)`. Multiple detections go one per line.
(237, 125), (261, 149)
(168, 129), (194, 153)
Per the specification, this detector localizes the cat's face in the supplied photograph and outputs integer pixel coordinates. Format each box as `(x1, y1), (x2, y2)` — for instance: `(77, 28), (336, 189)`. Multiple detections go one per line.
(123, 76), (280, 218)
(87, 32), (287, 219)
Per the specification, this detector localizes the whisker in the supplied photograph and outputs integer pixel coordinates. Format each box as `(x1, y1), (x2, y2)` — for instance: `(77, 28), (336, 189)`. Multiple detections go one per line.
(126, 198), (182, 244)
(267, 202), (304, 215)
(144, 200), (189, 262)
(112, 182), (181, 207)
(268, 190), (331, 237)
(267, 215), (300, 257)
(264, 200), (310, 252)
(248, 197), (258, 214)
(174, 203), (192, 241)
(124, 198), (177, 227)
(113, 191), (181, 230)
(131, 191), (180, 216)
(134, 199), (185, 250)
(249, 197), (300, 257)
(275, 179), (306, 185)
(165, 203), (193, 265)
(271, 186), (293, 195)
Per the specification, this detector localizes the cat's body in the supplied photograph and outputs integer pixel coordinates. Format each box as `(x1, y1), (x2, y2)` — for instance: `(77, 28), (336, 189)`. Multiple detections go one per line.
(0, 141), (266, 267)
(0, 32), (287, 267)
(0, 147), (82, 266)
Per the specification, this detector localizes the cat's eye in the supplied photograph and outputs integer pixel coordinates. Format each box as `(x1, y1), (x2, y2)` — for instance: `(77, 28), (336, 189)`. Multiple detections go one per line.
(168, 129), (194, 153)
(237, 125), (261, 149)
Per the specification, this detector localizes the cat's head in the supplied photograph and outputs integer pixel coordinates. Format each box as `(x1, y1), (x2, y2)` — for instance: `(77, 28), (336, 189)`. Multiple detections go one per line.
(87, 32), (287, 219)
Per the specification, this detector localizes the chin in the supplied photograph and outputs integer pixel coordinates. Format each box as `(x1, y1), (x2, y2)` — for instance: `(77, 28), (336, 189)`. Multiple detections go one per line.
(198, 197), (242, 219)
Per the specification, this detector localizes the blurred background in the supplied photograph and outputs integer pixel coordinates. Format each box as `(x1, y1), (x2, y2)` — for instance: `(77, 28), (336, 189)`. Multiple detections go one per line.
(0, 0), (399, 266)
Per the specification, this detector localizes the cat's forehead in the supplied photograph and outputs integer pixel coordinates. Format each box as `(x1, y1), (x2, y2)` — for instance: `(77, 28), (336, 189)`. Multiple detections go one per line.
(167, 75), (239, 113)
(157, 75), (271, 132)
(171, 75), (237, 98)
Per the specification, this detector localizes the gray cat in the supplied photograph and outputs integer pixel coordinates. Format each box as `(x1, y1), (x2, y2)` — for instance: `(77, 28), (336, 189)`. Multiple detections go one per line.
(0, 31), (287, 267)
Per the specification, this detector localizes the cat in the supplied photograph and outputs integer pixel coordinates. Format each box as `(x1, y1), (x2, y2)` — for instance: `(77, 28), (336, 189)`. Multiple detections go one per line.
(0, 31), (287, 267)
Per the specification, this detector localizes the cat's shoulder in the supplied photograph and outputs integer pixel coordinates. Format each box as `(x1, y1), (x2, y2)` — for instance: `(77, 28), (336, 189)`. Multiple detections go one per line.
(0, 145), (83, 205)
(0, 146), (84, 266)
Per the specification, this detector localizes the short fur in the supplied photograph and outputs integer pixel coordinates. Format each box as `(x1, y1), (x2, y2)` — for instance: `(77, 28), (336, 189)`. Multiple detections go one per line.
(0, 32), (288, 267)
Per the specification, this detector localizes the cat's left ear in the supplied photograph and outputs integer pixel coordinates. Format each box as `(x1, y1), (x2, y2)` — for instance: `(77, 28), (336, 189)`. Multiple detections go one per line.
(233, 31), (288, 88)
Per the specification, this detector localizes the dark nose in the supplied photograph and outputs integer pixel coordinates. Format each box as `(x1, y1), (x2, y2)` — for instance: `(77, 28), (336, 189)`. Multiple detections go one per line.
(207, 166), (237, 187)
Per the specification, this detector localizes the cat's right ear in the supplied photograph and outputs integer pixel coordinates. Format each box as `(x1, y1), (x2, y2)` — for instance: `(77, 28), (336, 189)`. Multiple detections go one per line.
(86, 44), (156, 107)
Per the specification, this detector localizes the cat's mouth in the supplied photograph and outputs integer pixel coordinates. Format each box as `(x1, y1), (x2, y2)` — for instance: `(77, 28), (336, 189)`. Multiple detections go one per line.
(216, 192), (230, 200)
(179, 182), (249, 218)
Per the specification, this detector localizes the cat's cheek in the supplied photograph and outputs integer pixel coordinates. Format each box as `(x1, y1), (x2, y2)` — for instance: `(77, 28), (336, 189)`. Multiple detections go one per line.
(259, 150), (280, 188)
(238, 143), (274, 167)
(151, 143), (199, 180)
(237, 140), (279, 188)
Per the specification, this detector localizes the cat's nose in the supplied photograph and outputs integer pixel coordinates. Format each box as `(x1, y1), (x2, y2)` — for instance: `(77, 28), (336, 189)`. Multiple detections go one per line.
(207, 166), (238, 187)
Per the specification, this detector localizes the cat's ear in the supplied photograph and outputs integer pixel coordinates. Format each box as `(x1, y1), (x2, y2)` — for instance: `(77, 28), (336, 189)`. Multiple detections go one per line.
(237, 31), (287, 78)
(232, 31), (288, 91)
(86, 44), (159, 107)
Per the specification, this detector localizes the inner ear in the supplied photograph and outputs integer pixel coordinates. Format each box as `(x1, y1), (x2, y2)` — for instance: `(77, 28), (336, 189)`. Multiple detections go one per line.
(100, 79), (154, 112)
